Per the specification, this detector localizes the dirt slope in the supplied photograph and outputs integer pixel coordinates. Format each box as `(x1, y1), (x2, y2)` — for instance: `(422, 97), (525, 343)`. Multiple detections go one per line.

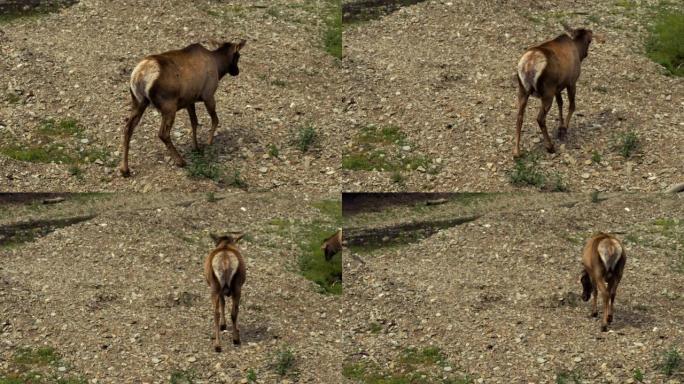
(343, 193), (684, 383)
(0, 0), (341, 193)
(342, 0), (683, 192)
(0, 192), (342, 383)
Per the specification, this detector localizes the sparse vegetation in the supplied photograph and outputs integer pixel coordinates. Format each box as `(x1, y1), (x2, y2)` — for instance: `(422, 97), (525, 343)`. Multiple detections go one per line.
(268, 144), (280, 158)
(227, 170), (248, 190)
(38, 118), (83, 137)
(170, 370), (195, 384)
(556, 370), (582, 384)
(617, 131), (639, 158)
(369, 322), (382, 333)
(660, 347), (681, 376)
(591, 190), (600, 203)
(296, 125), (317, 152)
(591, 151), (602, 164)
(646, 11), (684, 76)
(5, 92), (21, 104)
(68, 165), (83, 179)
(246, 369), (257, 383)
(391, 171), (404, 184)
(299, 200), (343, 294)
(633, 368), (644, 382)
(274, 347), (296, 376)
(0, 2), (73, 24)
(187, 149), (222, 181)
(324, 0), (342, 58)
(14, 347), (59, 366)
(0, 144), (76, 164)
(509, 152), (545, 188)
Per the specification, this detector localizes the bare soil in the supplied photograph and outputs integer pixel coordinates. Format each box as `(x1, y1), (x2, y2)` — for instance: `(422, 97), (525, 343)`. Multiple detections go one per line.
(343, 192), (684, 383)
(0, 0), (341, 193)
(341, 0), (683, 192)
(0, 192), (342, 383)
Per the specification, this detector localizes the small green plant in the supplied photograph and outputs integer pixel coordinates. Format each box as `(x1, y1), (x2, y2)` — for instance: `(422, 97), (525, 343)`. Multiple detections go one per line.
(369, 322), (382, 333)
(591, 151), (602, 164)
(324, 1), (342, 58)
(14, 347), (60, 366)
(555, 369), (582, 384)
(275, 347), (295, 376)
(68, 165), (83, 179)
(509, 152), (545, 188)
(271, 79), (287, 87)
(246, 368), (257, 383)
(591, 190), (600, 203)
(633, 367), (644, 382)
(187, 149), (222, 181)
(299, 200), (342, 294)
(618, 131), (639, 157)
(266, 7), (280, 18)
(38, 118), (83, 137)
(268, 143), (280, 158)
(206, 192), (217, 202)
(170, 370), (195, 384)
(391, 171), (404, 184)
(646, 11), (684, 76)
(549, 172), (568, 192)
(660, 347), (681, 376)
(5, 92), (20, 104)
(228, 170), (248, 189)
(0, 144), (76, 164)
(296, 125), (316, 152)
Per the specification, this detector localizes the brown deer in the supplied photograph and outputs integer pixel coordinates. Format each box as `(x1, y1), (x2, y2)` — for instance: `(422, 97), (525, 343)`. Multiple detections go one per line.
(204, 232), (246, 351)
(119, 40), (246, 176)
(514, 23), (597, 158)
(580, 233), (626, 331)
(321, 228), (342, 261)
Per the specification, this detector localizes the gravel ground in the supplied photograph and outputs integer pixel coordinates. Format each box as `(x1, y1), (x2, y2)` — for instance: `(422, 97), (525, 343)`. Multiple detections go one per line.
(0, 192), (342, 383)
(0, 0), (341, 193)
(341, 0), (683, 192)
(343, 192), (684, 383)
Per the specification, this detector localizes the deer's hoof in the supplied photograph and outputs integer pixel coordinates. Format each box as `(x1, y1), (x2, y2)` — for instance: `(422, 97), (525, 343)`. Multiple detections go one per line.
(220, 324), (227, 331)
(119, 167), (131, 177)
(591, 311), (598, 318)
(174, 159), (187, 168)
(214, 345), (222, 353)
(607, 315), (613, 324)
(557, 127), (567, 140)
(600, 324), (608, 332)
(545, 145), (556, 154)
(233, 338), (241, 346)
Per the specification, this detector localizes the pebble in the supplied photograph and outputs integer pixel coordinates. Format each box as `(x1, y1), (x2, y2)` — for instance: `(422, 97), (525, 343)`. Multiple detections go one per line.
(259, 167), (268, 173)
(581, 173), (590, 179)
(152, 357), (160, 364)
(574, 356), (582, 362)
(402, 145), (411, 151)
(58, 366), (67, 372)
(187, 356), (196, 363)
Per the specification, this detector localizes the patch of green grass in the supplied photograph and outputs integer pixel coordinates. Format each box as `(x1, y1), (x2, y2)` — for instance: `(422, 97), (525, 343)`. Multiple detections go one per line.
(633, 367), (644, 382)
(342, 150), (390, 171)
(14, 347), (59, 366)
(615, 0), (638, 9)
(170, 370), (195, 384)
(270, 79), (287, 87)
(0, 144), (76, 164)
(227, 170), (248, 190)
(268, 144), (279, 158)
(646, 11), (684, 76)
(0, 3), (69, 24)
(617, 131), (639, 158)
(324, 1), (342, 58)
(266, 7), (281, 18)
(590, 190), (600, 203)
(38, 118), (83, 137)
(299, 200), (342, 294)
(274, 347), (296, 376)
(509, 152), (546, 188)
(205, 192), (218, 203)
(343, 346), (470, 384)
(586, 14), (600, 24)
(391, 171), (404, 184)
(555, 370), (582, 384)
(369, 322), (382, 333)
(296, 125), (317, 152)
(591, 151), (602, 164)
(246, 369), (257, 383)
(549, 172), (568, 192)
(187, 149), (222, 181)
(68, 165), (83, 179)
(5, 92), (21, 104)
(660, 347), (681, 376)
(357, 125), (405, 146)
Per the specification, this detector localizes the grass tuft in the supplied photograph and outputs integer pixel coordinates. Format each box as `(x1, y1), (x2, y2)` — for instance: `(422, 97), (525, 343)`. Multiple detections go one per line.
(509, 152), (545, 188)
(617, 131), (639, 158)
(274, 347), (296, 376)
(296, 125), (317, 152)
(187, 149), (222, 181)
(170, 370), (195, 384)
(324, 1), (342, 58)
(299, 200), (342, 294)
(660, 347), (682, 376)
(646, 11), (684, 76)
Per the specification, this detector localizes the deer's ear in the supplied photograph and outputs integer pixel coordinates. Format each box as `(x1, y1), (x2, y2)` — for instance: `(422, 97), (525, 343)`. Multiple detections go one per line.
(235, 39), (246, 52)
(210, 233), (220, 245)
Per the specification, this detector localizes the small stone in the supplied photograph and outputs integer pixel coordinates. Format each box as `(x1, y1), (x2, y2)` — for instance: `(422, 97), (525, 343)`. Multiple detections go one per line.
(152, 357), (160, 364)
(444, 366), (452, 372)
(259, 167), (268, 173)
(402, 145), (411, 151)
(58, 366), (67, 372)
(416, 166), (426, 173)
(584, 159), (592, 165)
(574, 356), (582, 362)
(581, 173), (590, 179)
(495, 138), (504, 144)
(80, 138), (89, 144)
(94, 159), (104, 165)
(532, 137), (541, 144)
(187, 356), (196, 363)
(537, 357), (545, 363)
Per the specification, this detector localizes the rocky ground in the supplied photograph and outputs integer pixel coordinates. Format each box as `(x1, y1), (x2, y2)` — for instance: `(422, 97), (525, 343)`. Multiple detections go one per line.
(0, 192), (342, 383)
(341, 0), (683, 192)
(343, 192), (684, 383)
(0, 0), (341, 193)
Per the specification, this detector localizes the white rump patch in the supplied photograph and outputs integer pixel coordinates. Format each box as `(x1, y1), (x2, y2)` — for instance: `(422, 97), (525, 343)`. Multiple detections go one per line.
(598, 239), (623, 272)
(212, 251), (239, 288)
(517, 51), (547, 93)
(130, 59), (160, 103)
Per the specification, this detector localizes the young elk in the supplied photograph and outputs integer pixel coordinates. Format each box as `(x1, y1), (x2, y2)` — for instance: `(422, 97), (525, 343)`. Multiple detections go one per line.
(321, 228), (342, 261)
(514, 23), (596, 158)
(204, 232), (246, 351)
(119, 40), (246, 176)
(580, 233), (626, 332)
